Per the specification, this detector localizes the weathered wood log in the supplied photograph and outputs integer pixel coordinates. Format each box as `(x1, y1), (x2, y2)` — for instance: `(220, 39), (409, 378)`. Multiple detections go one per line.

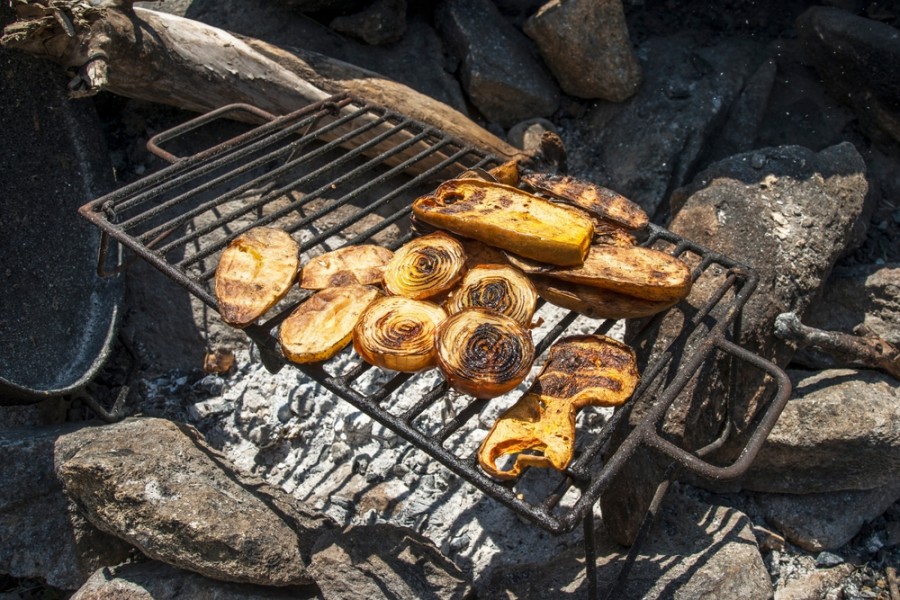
(1, 0), (522, 169)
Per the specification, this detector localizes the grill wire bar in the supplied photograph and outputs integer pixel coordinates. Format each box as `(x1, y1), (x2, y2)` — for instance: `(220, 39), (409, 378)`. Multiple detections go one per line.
(80, 94), (791, 597)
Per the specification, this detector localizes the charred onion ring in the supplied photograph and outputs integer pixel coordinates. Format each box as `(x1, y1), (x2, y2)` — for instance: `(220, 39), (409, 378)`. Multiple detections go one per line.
(353, 295), (447, 372)
(445, 264), (537, 327)
(383, 232), (466, 300)
(436, 308), (534, 399)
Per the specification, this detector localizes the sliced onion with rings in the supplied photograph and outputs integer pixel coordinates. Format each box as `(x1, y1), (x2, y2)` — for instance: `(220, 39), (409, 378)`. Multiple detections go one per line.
(353, 295), (447, 372)
(445, 264), (537, 327)
(383, 232), (466, 300)
(436, 308), (534, 399)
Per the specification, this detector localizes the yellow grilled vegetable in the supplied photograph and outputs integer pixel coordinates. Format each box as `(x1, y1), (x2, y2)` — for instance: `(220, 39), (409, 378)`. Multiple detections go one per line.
(412, 178), (594, 267)
(299, 245), (393, 289)
(279, 285), (382, 364)
(353, 296), (447, 372)
(531, 276), (676, 319)
(521, 173), (649, 231)
(445, 264), (537, 327)
(435, 308), (534, 399)
(383, 232), (466, 300)
(506, 243), (692, 303)
(478, 335), (639, 480)
(487, 160), (520, 186)
(214, 227), (299, 327)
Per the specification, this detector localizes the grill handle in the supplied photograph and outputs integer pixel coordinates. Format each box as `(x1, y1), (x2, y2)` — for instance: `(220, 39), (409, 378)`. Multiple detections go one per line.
(146, 103), (277, 163)
(641, 337), (792, 480)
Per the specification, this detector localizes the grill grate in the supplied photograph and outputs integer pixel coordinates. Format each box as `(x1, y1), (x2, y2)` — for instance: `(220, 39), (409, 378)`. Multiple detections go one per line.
(80, 94), (790, 540)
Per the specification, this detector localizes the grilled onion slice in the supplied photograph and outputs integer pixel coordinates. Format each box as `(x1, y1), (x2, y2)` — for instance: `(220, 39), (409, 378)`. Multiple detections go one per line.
(214, 227), (299, 328)
(446, 264), (537, 327)
(299, 245), (393, 290)
(478, 335), (639, 479)
(436, 308), (534, 399)
(279, 285), (382, 364)
(353, 296), (447, 372)
(383, 232), (466, 300)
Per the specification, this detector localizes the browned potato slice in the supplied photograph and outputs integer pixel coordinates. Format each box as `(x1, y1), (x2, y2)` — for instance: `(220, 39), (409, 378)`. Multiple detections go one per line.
(531, 275), (676, 319)
(214, 227), (299, 328)
(299, 244), (393, 290)
(279, 285), (382, 364)
(507, 244), (692, 303)
(522, 173), (649, 231)
(412, 179), (593, 267)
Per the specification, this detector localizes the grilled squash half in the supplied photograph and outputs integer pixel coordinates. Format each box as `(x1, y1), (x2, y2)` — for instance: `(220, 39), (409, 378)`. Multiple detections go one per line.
(412, 179), (594, 267)
(531, 276), (677, 319)
(478, 335), (639, 479)
(521, 173), (649, 231)
(214, 227), (299, 327)
(279, 285), (382, 364)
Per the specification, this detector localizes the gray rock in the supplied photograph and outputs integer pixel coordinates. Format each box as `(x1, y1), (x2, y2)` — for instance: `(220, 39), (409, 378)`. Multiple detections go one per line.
(523, 0), (642, 101)
(329, 0), (407, 46)
(435, 0), (560, 127)
(507, 117), (558, 153)
(55, 417), (325, 586)
(71, 561), (321, 599)
(0, 424), (135, 590)
(601, 142), (869, 545)
(797, 7), (900, 145)
(480, 487), (772, 599)
(562, 33), (766, 219)
(752, 482), (900, 552)
(740, 369), (900, 494)
(774, 563), (855, 600)
(308, 523), (472, 599)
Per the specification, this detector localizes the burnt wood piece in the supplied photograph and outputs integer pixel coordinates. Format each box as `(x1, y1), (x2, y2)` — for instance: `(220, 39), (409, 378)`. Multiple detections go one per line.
(0, 0), (521, 163)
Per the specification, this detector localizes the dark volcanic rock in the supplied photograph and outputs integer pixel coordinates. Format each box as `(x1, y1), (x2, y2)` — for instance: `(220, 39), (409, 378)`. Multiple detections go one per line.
(0, 424), (135, 590)
(435, 0), (560, 127)
(56, 418), (332, 586)
(524, 0), (642, 101)
(797, 6), (900, 145)
(329, 0), (407, 46)
(601, 142), (869, 545)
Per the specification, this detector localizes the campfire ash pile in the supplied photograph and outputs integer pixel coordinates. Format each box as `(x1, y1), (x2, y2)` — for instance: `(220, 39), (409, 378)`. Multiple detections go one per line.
(1, 0), (899, 598)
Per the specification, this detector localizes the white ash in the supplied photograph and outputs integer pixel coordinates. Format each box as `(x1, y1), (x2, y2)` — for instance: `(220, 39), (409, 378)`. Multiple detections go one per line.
(137, 306), (624, 582)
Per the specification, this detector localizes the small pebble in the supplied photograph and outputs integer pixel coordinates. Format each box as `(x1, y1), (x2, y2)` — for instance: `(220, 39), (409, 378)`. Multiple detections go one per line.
(750, 152), (767, 169)
(816, 551), (845, 568)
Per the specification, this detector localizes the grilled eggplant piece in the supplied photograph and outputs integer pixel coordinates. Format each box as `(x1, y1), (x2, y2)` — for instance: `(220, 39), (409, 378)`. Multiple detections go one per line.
(280, 285), (382, 364)
(214, 227), (299, 327)
(436, 308), (534, 399)
(383, 232), (467, 300)
(532, 276), (676, 319)
(353, 296), (447, 372)
(299, 245), (393, 290)
(412, 179), (594, 267)
(446, 264), (537, 327)
(521, 173), (649, 231)
(478, 335), (639, 480)
(506, 243), (692, 303)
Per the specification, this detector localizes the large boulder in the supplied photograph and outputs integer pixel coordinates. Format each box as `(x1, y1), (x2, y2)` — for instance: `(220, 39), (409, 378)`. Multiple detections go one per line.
(55, 417), (334, 586)
(600, 142), (869, 545)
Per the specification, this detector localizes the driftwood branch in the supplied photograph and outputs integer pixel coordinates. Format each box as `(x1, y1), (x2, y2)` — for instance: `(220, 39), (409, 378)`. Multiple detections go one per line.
(1, 0), (523, 168)
(775, 312), (900, 379)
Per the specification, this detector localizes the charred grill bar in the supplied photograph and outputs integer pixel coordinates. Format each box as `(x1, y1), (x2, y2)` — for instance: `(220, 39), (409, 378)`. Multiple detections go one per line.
(79, 93), (791, 596)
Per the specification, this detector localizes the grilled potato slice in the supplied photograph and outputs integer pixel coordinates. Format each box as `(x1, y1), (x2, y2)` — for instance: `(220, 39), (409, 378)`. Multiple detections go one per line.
(299, 245), (393, 290)
(521, 173), (649, 231)
(478, 335), (639, 480)
(279, 285), (382, 364)
(353, 296), (447, 372)
(412, 179), (594, 267)
(532, 276), (677, 319)
(507, 243), (692, 303)
(214, 227), (299, 327)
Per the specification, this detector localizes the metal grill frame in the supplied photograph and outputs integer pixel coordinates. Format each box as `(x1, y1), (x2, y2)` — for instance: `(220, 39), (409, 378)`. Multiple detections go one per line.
(79, 94), (791, 541)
